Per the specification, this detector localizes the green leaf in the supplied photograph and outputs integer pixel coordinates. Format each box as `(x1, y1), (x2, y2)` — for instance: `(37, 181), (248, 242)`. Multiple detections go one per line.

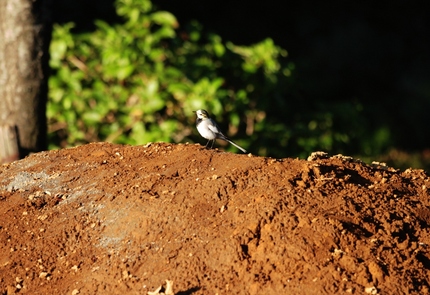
(82, 111), (102, 124)
(150, 11), (178, 27)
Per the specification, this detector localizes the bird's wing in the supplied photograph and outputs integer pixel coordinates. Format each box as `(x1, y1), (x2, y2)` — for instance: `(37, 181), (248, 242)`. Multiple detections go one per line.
(207, 119), (222, 135)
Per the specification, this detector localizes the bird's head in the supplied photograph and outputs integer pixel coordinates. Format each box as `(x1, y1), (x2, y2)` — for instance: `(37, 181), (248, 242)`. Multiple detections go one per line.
(194, 109), (209, 119)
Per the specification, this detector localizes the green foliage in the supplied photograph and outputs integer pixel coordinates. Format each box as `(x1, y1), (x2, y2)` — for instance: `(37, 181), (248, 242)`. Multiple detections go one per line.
(48, 0), (390, 159)
(48, 0), (288, 153)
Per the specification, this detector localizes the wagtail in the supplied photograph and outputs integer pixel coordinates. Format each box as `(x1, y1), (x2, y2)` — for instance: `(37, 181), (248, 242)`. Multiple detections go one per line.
(194, 109), (247, 153)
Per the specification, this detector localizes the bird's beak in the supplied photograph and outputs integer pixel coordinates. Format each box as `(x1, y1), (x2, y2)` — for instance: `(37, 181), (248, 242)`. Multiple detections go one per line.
(192, 111), (196, 113)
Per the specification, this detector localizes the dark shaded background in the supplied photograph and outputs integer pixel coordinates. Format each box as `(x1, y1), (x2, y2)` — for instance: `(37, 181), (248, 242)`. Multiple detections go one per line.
(52, 0), (430, 159)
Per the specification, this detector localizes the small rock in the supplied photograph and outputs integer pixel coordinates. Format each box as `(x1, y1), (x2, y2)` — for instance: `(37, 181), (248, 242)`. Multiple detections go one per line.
(365, 286), (378, 294)
(147, 280), (174, 295)
(39, 272), (49, 278)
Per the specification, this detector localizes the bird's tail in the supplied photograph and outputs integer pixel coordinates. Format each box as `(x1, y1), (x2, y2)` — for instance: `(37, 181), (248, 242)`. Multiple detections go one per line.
(226, 139), (247, 153)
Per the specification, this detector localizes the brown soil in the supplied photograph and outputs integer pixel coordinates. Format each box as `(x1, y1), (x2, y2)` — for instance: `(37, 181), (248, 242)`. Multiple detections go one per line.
(1, 142), (430, 295)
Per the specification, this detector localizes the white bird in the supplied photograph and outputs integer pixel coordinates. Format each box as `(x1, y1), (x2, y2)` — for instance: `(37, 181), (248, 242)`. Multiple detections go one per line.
(194, 109), (247, 153)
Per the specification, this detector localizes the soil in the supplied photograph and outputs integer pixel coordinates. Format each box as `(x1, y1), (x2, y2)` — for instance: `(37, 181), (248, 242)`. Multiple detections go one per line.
(1, 142), (430, 295)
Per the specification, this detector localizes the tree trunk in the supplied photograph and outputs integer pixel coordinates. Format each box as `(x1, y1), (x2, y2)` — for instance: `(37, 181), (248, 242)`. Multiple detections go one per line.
(0, 0), (52, 163)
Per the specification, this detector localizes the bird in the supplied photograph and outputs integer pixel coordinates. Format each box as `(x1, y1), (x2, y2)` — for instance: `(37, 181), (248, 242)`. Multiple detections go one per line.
(194, 109), (247, 153)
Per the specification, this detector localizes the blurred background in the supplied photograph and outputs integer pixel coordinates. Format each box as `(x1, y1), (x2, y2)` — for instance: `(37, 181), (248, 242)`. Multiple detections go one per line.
(46, 0), (430, 169)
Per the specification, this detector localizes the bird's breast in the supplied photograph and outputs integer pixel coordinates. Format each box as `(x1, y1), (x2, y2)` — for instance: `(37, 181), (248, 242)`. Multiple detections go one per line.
(197, 122), (217, 140)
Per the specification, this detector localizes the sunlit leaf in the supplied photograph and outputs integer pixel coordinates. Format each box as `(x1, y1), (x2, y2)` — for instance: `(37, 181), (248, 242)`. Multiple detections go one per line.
(150, 11), (178, 28)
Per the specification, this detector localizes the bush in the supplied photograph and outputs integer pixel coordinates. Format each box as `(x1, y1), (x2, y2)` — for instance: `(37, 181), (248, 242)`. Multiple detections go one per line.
(49, 0), (377, 159)
(48, 0), (287, 153)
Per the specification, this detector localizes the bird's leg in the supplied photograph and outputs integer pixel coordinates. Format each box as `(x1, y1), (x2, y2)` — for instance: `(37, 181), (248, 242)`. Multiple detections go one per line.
(211, 139), (215, 149)
(205, 140), (210, 148)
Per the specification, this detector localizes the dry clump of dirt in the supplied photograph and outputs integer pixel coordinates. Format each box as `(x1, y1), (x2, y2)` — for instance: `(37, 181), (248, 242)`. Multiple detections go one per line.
(0, 142), (429, 295)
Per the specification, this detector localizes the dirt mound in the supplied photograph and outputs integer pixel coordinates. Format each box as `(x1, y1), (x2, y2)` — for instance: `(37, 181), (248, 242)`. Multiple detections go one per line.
(1, 142), (429, 294)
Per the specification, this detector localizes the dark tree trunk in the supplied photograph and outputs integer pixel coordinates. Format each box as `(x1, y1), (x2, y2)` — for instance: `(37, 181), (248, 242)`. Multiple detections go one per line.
(0, 0), (52, 163)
